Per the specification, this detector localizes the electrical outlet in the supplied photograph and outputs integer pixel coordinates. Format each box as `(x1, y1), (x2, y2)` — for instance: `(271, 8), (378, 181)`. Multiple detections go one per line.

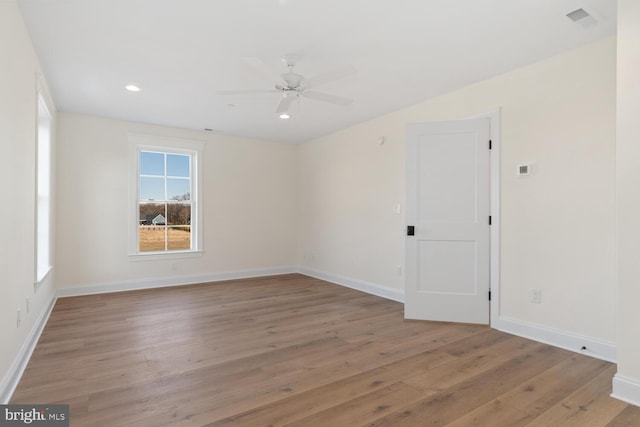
(530, 288), (542, 304)
(17, 308), (21, 328)
(171, 262), (178, 272)
(396, 265), (403, 276)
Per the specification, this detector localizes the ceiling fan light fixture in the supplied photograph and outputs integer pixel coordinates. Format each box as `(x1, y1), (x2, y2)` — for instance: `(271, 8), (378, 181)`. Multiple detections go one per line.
(219, 57), (355, 118)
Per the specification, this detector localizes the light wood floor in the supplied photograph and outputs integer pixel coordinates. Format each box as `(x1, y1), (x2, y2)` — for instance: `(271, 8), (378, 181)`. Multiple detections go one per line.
(12, 274), (640, 426)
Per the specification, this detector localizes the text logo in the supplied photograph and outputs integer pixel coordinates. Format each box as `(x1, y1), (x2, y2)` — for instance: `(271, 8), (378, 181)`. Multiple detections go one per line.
(1, 405), (68, 426)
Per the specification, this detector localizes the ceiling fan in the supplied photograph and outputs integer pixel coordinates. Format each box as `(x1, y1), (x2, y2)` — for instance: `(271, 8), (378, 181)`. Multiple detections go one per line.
(217, 55), (356, 118)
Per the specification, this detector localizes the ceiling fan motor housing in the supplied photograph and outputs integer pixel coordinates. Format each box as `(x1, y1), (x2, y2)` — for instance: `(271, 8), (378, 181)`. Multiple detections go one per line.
(280, 72), (304, 89)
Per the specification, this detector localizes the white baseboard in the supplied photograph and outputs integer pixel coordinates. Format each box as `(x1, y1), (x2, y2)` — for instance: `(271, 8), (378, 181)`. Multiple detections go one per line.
(297, 266), (405, 303)
(0, 292), (57, 404)
(57, 266), (297, 297)
(612, 374), (640, 407)
(493, 315), (617, 363)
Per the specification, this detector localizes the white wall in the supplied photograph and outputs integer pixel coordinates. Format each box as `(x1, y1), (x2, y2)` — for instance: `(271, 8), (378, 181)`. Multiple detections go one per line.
(614, 0), (640, 405)
(0, 1), (57, 401)
(55, 113), (297, 290)
(298, 37), (616, 343)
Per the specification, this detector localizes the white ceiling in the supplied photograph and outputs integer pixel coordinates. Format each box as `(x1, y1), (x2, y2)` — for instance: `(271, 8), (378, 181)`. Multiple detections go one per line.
(18, 0), (616, 144)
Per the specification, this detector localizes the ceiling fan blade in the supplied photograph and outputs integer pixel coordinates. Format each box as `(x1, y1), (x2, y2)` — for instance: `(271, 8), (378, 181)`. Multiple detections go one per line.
(241, 57), (286, 86)
(216, 89), (279, 95)
(304, 64), (356, 89)
(303, 91), (353, 106)
(275, 95), (296, 115)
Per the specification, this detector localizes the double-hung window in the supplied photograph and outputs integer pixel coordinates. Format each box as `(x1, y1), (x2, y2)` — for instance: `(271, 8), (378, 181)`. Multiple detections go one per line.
(130, 134), (203, 257)
(139, 150), (193, 252)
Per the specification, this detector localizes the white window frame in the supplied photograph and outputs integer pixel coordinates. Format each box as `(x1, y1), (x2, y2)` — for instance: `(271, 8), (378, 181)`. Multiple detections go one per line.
(128, 133), (204, 260)
(35, 86), (53, 284)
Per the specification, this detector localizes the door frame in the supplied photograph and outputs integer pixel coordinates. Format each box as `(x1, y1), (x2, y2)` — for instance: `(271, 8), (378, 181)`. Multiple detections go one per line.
(404, 108), (501, 326)
(461, 108), (501, 327)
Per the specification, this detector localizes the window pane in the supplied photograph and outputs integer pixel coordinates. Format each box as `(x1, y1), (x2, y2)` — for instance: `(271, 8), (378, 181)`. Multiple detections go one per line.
(167, 154), (190, 177)
(140, 177), (165, 201)
(36, 95), (52, 280)
(167, 178), (190, 201)
(139, 226), (166, 252)
(139, 203), (165, 226)
(167, 203), (191, 225)
(167, 226), (191, 250)
(140, 151), (164, 176)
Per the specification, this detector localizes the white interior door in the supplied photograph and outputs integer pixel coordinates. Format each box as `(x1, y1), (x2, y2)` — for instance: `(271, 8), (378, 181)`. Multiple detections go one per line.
(405, 119), (491, 324)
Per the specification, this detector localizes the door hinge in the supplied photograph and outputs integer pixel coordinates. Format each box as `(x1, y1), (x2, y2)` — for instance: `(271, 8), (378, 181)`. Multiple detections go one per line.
(489, 140), (492, 150)
(488, 290), (492, 301)
(489, 216), (492, 225)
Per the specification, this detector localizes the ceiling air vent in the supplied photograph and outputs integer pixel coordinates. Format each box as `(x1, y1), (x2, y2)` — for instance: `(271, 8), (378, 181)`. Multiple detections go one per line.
(566, 8), (598, 28)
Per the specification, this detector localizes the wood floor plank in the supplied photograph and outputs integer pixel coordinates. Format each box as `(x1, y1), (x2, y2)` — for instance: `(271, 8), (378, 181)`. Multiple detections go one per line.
(10, 273), (640, 427)
(207, 348), (456, 426)
(284, 382), (426, 427)
(366, 344), (574, 427)
(126, 323), (484, 426)
(522, 365), (628, 427)
(209, 330), (513, 427)
(444, 354), (612, 427)
(402, 333), (543, 393)
(606, 405), (640, 427)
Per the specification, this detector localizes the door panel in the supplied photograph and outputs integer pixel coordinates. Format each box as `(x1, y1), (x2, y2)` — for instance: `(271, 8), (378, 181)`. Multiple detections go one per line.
(418, 134), (478, 223)
(417, 240), (476, 295)
(405, 119), (490, 324)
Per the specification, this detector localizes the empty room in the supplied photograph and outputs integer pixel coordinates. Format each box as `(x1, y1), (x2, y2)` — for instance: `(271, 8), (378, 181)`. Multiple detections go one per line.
(2, 0), (640, 425)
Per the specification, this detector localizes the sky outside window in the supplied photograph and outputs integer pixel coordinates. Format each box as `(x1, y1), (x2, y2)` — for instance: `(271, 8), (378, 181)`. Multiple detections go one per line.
(167, 154), (190, 177)
(140, 151), (164, 176)
(140, 151), (191, 201)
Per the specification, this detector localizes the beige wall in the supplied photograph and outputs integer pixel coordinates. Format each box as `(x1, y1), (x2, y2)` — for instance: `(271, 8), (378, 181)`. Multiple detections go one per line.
(0, 1), (56, 398)
(298, 37), (616, 343)
(55, 113), (297, 289)
(615, 0), (640, 392)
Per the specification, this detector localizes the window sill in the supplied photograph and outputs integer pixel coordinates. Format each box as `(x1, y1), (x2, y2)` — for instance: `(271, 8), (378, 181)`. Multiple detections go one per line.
(128, 250), (204, 262)
(35, 265), (53, 287)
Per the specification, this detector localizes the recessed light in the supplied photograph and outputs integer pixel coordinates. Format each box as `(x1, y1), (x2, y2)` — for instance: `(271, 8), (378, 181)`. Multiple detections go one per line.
(125, 84), (141, 92)
(279, 113), (290, 119)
